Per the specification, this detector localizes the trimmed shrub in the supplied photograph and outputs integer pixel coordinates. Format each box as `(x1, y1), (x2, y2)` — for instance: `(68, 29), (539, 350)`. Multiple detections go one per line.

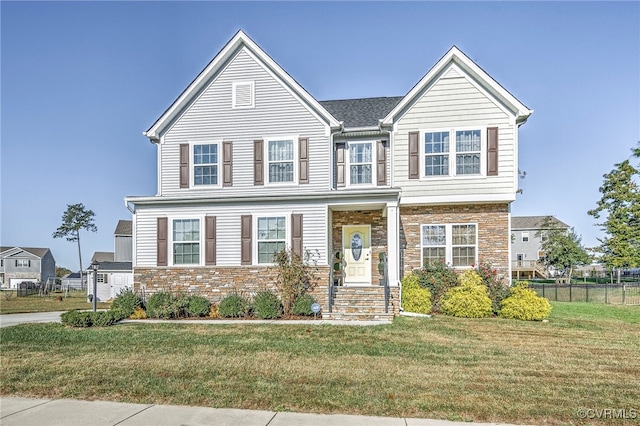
(219, 293), (251, 318)
(61, 310), (121, 327)
(146, 291), (180, 319)
(499, 281), (552, 321)
(187, 295), (211, 317)
(441, 276), (493, 318)
(401, 275), (432, 314)
(292, 294), (317, 316)
(253, 290), (283, 319)
(413, 262), (459, 312)
(110, 288), (143, 318)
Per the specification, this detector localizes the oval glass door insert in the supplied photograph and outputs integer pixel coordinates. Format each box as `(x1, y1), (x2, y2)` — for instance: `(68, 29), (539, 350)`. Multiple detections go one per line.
(351, 233), (363, 261)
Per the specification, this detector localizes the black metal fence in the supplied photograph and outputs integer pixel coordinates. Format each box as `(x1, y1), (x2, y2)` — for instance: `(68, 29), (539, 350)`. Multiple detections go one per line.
(529, 282), (640, 305)
(16, 281), (41, 297)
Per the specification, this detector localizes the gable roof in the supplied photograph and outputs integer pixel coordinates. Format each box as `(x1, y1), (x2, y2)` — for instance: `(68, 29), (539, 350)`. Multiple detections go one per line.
(319, 97), (403, 129)
(511, 216), (569, 230)
(92, 261), (132, 271)
(0, 246), (50, 258)
(91, 252), (114, 262)
(114, 220), (132, 236)
(144, 30), (341, 141)
(382, 46), (533, 126)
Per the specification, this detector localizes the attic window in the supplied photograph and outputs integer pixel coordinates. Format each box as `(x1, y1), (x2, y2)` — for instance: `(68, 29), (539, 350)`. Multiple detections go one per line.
(232, 81), (254, 108)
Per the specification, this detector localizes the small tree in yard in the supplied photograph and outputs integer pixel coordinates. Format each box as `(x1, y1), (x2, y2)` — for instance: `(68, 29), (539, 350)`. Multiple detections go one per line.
(535, 216), (590, 281)
(53, 203), (97, 290)
(271, 248), (317, 315)
(588, 151), (640, 284)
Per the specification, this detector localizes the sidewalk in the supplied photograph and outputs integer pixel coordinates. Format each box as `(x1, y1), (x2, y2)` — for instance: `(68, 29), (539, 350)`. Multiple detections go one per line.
(0, 397), (518, 426)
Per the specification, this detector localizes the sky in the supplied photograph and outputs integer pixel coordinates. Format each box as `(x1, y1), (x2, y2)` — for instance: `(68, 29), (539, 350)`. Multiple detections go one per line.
(1, 1), (639, 271)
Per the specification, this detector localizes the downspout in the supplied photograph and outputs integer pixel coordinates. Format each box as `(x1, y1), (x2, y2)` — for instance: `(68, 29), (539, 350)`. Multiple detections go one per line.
(328, 123), (344, 313)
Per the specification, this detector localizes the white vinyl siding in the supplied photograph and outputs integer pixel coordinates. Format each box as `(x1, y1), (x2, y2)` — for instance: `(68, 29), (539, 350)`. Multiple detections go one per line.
(159, 48), (330, 196)
(133, 202), (328, 267)
(393, 65), (515, 201)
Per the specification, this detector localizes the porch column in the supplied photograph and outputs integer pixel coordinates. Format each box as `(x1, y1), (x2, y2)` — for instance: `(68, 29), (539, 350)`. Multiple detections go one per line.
(386, 201), (400, 286)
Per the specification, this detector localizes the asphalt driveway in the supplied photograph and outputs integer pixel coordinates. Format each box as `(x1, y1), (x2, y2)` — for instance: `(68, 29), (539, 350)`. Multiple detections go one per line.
(0, 311), (64, 328)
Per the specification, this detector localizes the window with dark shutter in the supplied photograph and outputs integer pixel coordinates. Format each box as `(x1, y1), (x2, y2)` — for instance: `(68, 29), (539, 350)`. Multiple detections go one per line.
(241, 215), (252, 265)
(291, 214), (303, 258)
(487, 127), (498, 176)
(157, 217), (168, 266)
(254, 140), (264, 185)
(377, 140), (386, 186)
(223, 142), (233, 186)
(205, 216), (217, 265)
(409, 132), (420, 179)
(336, 142), (346, 187)
(179, 144), (189, 188)
(299, 138), (309, 184)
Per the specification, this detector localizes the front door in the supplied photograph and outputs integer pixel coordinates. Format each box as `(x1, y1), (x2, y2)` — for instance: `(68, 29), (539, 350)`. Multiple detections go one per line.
(342, 225), (371, 285)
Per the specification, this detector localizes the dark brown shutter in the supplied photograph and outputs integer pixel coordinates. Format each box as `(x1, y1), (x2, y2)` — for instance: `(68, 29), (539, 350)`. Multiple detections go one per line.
(241, 215), (252, 265)
(254, 140), (264, 185)
(157, 217), (168, 266)
(409, 131), (420, 179)
(179, 144), (189, 188)
(291, 214), (303, 258)
(205, 216), (216, 265)
(377, 140), (386, 186)
(487, 127), (499, 176)
(223, 142), (233, 186)
(336, 142), (346, 187)
(299, 137), (309, 184)
(103, 274), (108, 284)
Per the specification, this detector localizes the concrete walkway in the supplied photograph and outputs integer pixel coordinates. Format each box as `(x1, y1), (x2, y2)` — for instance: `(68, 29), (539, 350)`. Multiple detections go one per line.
(0, 397), (518, 426)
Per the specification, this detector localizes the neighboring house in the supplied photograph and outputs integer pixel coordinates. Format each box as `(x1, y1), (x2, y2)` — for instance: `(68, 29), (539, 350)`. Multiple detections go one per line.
(87, 220), (133, 301)
(125, 30), (532, 319)
(61, 272), (83, 291)
(0, 247), (56, 289)
(511, 216), (568, 279)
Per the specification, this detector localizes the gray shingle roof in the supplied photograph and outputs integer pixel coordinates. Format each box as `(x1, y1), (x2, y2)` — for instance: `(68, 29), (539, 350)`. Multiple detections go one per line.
(114, 220), (132, 236)
(0, 247), (50, 258)
(95, 261), (132, 271)
(511, 216), (568, 230)
(320, 96), (403, 129)
(91, 252), (114, 262)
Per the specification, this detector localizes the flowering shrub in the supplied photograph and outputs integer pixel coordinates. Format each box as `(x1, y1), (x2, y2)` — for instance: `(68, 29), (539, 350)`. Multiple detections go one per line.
(476, 262), (509, 314)
(499, 281), (552, 321)
(413, 261), (459, 312)
(401, 274), (432, 314)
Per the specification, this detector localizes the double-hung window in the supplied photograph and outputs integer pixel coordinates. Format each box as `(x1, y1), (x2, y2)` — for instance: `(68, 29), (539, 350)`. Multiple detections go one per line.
(193, 143), (219, 186)
(423, 129), (483, 177)
(422, 223), (477, 267)
(522, 231), (530, 242)
(173, 219), (200, 265)
(349, 142), (373, 185)
(16, 259), (29, 268)
(257, 216), (286, 264)
(267, 139), (294, 183)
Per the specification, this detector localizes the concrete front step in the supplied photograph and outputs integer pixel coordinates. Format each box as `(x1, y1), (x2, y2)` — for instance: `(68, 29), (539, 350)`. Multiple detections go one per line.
(326, 285), (392, 320)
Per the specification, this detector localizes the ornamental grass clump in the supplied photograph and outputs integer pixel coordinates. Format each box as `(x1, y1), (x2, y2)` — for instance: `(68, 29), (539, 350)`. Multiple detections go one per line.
(499, 281), (552, 321)
(441, 270), (493, 318)
(110, 289), (143, 318)
(401, 274), (432, 314)
(292, 294), (317, 316)
(252, 289), (283, 319)
(187, 294), (211, 317)
(218, 293), (251, 318)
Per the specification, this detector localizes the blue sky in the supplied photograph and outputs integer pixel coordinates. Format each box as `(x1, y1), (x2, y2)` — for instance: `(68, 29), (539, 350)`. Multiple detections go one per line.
(1, 1), (638, 271)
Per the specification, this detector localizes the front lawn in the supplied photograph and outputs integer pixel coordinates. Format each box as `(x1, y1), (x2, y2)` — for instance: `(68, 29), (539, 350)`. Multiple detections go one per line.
(1, 302), (638, 425)
(0, 290), (111, 314)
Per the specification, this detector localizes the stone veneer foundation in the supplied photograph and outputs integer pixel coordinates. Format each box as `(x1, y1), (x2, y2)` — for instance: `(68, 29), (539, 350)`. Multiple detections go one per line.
(399, 203), (510, 281)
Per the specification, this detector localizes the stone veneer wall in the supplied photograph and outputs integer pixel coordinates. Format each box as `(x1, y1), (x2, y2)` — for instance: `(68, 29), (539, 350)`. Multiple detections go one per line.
(134, 265), (330, 305)
(331, 210), (388, 285)
(399, 204), (510, 281)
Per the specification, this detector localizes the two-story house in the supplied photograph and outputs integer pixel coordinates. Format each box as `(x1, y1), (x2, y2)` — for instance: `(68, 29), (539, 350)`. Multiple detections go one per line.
(0, 246), (56, 289)
(87, 220), (133, 301)
(511, 215), (568, 279)
(125, 30), (532, 319)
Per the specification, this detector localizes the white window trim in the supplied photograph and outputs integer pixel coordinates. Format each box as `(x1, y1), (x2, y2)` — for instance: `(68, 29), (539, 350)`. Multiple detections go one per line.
(264, 136), (298, 186)
(421, 223), (478, 268)
(420, 127), (487, 180)
(16, 259), (30, 268)
(254, 213), (290, 265)
(522, 231), (530, 242)
(232, 81), (255, 109)
(190, 141), (222, 188)
(97, 273), (106, 283)
(346, 140), (377, 187)
(169, 216), (203, 267)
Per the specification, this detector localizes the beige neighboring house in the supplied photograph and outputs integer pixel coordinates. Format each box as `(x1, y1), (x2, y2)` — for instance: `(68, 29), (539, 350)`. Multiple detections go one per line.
(87, 220), (133, 301)
(0, 246), (56, 289)
(125, 30), (533, 320)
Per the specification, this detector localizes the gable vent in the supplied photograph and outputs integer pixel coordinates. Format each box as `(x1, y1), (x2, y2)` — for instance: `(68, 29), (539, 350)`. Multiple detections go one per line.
(232, 81), (254, 108)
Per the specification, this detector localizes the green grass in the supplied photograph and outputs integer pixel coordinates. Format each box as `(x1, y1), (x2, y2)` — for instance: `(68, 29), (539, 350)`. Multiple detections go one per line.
(0, 290), (111, 314)
(1, 302), (638, 425)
